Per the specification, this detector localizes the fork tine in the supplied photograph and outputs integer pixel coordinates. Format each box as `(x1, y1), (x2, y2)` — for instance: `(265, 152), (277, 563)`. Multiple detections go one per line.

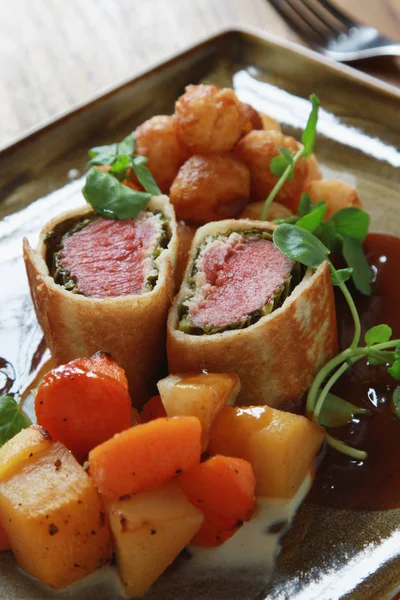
(319, 0), (356, 29)
(299, 0), (342, 35)
(282, 0), (336, 39)
(269, 0), (327, 44)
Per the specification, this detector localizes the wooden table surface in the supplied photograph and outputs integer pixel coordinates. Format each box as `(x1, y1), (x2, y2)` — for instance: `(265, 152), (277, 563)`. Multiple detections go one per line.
(1, 0), (400, 149)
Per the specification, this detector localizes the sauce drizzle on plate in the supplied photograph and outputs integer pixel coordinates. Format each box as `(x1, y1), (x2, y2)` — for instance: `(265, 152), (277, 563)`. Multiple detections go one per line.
(310, 233), (400, 510)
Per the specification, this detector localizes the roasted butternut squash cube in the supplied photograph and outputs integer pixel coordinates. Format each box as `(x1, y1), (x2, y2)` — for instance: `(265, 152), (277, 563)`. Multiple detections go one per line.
(106, 480), (203, 597)
(208, 406), (324, 498)
(158, 372), (240, 451)
(0, 425), (51, 483)
(208, 405), (273, 458)
(247, 411), (325, 498)
(0, 440), (112, 589)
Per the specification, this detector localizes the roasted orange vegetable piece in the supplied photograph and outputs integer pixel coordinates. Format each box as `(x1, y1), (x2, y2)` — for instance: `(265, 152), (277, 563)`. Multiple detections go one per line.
(247, 411), (324, 498)
(0, 437), (111, 589)
(89, 417), (202, 499)
(0, 521), (10, 551)
(35, 351), (133, 461)
(140, 395), (167, 423)
(208, 405), (324, 498)
(178, 455), (255, 519)
(178, 455), (255, 547)
(158, 372), (240, 451)
(106, 480), (203, 597)
(208, 405), (273, 459)
(191, 513), (242, 547)
(0, 425), (52, 483)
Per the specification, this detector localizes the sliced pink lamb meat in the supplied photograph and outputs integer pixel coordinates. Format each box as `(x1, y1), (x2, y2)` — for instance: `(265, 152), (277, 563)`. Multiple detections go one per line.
(60, 213), (162, 298)
(187, 237), (294, 329)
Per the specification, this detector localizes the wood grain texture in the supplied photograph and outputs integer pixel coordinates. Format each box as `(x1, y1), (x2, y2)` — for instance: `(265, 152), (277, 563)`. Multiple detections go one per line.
(0, 0), (399, 148)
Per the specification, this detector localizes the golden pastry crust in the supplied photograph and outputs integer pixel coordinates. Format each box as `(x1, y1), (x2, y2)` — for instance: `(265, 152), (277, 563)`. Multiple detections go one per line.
(167, 219), (338, 408)
(23, 196), (178, 409)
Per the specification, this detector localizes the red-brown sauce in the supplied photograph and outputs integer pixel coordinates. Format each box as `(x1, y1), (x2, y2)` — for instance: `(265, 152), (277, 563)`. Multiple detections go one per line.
(310, 233), (400, 510)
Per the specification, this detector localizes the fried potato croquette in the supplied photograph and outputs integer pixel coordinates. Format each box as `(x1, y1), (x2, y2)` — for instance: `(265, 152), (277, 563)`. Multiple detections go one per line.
(259, 113), (281, 132)
(305, 153), (322, 184)
(135, 115), (190, 193)
(304, 179), (363, 221)
(239, 200), (292, 221)
(169, 154), (251, 225)
(234, 130), (308, 205)
(240, 103), (263, 136)
(175, 85), (244, 153)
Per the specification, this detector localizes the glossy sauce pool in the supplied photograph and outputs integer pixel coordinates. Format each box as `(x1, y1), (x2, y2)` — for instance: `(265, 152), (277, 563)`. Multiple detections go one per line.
(310, 233), (400, 510)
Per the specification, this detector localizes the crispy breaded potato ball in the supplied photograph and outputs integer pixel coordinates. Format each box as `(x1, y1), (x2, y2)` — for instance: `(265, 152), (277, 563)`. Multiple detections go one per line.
(135, 115), (190, 193)
(304, 179), (362, 221)
(305, 153), (322, 183)
(175, 85), (244, 153)
(260, 113), (281, 132)
(240, 200), (292, 221)
(234, 130), (308, 205)
(240, 103), (263, 136)
(169, 154), (251, 225)
(175, 221), (197, 289)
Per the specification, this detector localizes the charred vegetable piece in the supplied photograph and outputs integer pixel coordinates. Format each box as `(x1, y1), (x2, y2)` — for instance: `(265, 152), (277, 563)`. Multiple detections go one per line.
(157, 372), (240, 451)
(106, 480), (203, 597)
(89, 417), (202, 499)
(0, 432), (112, 589)
(35, 352), (134, 462)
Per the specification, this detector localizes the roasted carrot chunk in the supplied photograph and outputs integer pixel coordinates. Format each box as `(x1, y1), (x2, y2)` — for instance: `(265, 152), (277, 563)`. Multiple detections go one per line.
(140, 395), (167, 423)
(35, 352), (133, 462)
(191, 513), (242, 547)
(178, 455), (255, 546)
(178, 455), (255, 519)
(89, 417), (202, 499)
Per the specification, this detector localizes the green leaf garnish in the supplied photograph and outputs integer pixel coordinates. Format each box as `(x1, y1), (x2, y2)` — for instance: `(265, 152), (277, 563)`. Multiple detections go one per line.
(343, 236), (372, 296)
(83, 168), (151, 220)
(388, 359), (400, 380)
(88, 132), (136, 167)
(330, 267), (353, 286)
(85, 131), (162, 218)
(392, 387), (400, 419)
(331, 207), (370, 242)
(365, 324), (393, 345)
(297, 192), (313, 217)
(319, 393), (370, 428)
(131, 156), (161, 196)
(0, 396), (30, 447)
(296, 202), (327, 232)
(270, 154), (294, 180)
(301, 93), (320, 157)
(273, 223), (329, 269)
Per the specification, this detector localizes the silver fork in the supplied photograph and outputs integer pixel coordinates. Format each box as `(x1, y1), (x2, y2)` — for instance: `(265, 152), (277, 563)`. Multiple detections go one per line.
(269, 0), (400, 62)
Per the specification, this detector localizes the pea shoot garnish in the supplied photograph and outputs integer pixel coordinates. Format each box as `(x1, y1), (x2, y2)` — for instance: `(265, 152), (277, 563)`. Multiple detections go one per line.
(83, 132), (161, 220)
(262, 94), (400, 459)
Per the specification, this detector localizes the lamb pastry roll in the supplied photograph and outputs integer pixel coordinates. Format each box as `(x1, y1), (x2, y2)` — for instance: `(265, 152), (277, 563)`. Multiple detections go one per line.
(167, 219), (338, 408)
(23, 196), (178, 408)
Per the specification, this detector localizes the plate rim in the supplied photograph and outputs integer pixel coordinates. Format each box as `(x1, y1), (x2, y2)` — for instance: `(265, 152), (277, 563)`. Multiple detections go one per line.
(1, 24), (399, 156)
